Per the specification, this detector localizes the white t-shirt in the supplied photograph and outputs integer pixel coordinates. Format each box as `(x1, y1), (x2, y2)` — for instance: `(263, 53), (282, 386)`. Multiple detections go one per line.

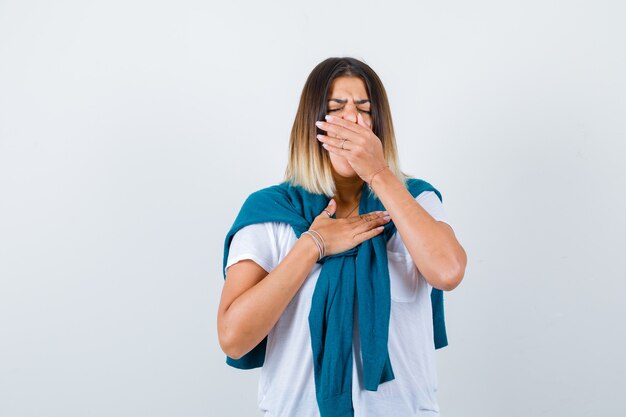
(225, 191), (451, 417)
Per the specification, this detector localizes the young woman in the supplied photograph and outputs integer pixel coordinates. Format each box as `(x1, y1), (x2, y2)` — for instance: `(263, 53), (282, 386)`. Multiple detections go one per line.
(218, 57), (467, 417)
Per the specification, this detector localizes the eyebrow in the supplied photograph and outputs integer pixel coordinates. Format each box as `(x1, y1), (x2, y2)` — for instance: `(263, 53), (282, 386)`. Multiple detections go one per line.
(328, 98), (371, 104)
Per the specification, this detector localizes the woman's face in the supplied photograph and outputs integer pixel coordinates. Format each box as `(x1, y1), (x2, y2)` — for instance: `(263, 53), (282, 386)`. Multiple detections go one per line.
(324, 76), (373, 179)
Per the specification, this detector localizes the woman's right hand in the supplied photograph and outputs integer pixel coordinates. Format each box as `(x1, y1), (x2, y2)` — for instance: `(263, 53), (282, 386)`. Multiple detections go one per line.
(307, 199), (391, 257)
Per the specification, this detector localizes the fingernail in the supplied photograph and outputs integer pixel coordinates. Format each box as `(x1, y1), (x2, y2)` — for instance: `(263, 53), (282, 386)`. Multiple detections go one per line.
(383, 215), (390, 220)
(329, 198), (334, 205)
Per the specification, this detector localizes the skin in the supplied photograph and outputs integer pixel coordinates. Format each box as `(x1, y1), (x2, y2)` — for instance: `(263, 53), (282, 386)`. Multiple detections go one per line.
(315, 76), (467, 292)
(322, 76), (374, 213)
(217, 76), (466, 359)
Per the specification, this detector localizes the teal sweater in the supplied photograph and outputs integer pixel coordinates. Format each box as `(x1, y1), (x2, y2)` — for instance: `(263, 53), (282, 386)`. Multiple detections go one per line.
(222, 178), (448, 417)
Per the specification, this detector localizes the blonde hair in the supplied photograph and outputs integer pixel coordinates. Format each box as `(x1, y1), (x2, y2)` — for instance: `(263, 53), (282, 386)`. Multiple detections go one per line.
(284, 57), (411, 199)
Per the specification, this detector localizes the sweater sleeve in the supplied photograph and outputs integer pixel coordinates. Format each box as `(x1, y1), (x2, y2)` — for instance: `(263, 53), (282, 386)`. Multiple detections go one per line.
(225, 222), (281, 276)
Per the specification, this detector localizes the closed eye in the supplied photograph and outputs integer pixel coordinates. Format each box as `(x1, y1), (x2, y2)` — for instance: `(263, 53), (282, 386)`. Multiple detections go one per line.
(328, 108), (371, 114)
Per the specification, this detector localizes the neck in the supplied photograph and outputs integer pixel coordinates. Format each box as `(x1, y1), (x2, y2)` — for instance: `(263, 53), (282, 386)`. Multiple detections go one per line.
(332, 173), (364, 205)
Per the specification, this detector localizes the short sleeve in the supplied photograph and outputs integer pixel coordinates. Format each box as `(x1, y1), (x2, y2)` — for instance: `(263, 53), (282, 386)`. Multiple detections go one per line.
(225, 222), (280, 276)
(415, 190), (451, 227)
(387, 190), (453, 254)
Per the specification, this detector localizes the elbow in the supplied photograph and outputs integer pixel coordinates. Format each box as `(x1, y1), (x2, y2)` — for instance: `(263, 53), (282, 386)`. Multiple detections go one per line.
(218, 315), (261, 360)
(218, 333), (239, 359)
(421, 242), (467, 292)
(438, 252), (467, 292)
(222, 347), (245, 361)
(440, 269), (464, 291)
(421, 263), (465, 292)
(218, 316), (247, 360)
(218, 329), (248, 360)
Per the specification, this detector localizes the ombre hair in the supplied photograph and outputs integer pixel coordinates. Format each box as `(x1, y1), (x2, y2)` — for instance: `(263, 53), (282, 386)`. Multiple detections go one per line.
(284, 57), (411, 198)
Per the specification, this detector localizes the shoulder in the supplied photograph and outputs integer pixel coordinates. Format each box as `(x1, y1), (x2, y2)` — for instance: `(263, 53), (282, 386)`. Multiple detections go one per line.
(238, 181), (314, 217)
(229, 182), (292, 228)
(232, 221), (291, 241)
(225, 221), (288, 275)
(405, 177), (443, 203)
(241, 182), (290, 207)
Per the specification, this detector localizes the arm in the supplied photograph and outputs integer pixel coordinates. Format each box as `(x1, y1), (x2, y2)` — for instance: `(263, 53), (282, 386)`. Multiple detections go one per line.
(218, 201), (389, 359)
(217, 235), (319, 359)
(370, 169), (467, 291)
(314, 113), (466, 291)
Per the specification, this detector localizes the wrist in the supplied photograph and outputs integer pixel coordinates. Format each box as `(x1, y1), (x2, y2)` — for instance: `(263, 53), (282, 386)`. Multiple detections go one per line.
(368, 165), (392, 189)
(299, 233), (322, 262)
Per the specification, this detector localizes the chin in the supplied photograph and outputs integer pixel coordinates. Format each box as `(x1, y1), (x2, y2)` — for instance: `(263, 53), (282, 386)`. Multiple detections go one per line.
(330, 156), (358, 178)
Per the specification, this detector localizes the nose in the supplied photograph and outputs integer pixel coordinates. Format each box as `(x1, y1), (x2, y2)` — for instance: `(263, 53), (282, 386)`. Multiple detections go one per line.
(340, 104), (359, 123)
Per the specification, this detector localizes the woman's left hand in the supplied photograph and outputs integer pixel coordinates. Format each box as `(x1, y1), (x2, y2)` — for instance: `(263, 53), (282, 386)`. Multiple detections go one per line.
(315, 113), (387, 182)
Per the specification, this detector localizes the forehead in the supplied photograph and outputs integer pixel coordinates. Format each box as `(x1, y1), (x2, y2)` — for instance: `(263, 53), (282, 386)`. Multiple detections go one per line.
(328, 76), (369, 99)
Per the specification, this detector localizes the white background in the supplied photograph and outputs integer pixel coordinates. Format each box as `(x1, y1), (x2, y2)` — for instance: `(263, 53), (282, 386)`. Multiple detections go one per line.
(1, 1), (625, 416)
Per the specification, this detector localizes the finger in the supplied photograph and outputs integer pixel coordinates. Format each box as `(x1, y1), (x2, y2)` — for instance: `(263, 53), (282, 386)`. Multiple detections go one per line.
(343, 211), (380, 225)
(353, 214), (390, 234)
(353, 224), (385, 244)
(316, 119), (360, 142)
(359, 211), (388, 222)
(357, 113), (372, 130)
(324, 114), (368, 135)
(345, 215), (365, 224)
(345, 212), (378, 224)
(316, 134), (351, 150)
(321, 142), (350, 158)
(321, 198), (336, 217)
